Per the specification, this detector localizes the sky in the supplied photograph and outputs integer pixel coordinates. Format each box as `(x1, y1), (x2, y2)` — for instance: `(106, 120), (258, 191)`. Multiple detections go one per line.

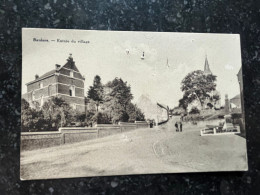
(22, 28), (242, 108)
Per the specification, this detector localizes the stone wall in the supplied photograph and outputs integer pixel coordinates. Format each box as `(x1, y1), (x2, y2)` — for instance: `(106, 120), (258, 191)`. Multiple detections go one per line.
(119, 122), (137, 132)
(97, 125), (122, 138)
(61, 128), (98, 144)
(21, 121), (149, 151)
(21, 131), (62, 151)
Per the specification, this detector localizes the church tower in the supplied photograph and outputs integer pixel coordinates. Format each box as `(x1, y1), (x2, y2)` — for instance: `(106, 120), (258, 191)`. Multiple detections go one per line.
(225, 94), (230, 114)
(204, 55), (212, 75)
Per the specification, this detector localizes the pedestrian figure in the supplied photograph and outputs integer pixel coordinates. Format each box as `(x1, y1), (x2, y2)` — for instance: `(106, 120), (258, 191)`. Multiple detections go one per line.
(180, 122), (183, 132)
(175, 122), (179, 132)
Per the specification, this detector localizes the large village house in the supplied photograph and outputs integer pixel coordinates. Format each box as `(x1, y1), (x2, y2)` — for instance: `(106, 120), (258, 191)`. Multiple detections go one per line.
(22, 54), (86, 113)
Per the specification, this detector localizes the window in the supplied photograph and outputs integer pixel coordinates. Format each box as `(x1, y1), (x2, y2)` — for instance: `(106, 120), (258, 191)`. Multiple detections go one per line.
(69, 85), (75, 97)
(70, 70), (73, 77)
(40, 96), (44, 107)
(32, 91), (35, 101)
(48, 84), (51, 96)
(72, 103), (76, 110)
(40, 82), (43, 88)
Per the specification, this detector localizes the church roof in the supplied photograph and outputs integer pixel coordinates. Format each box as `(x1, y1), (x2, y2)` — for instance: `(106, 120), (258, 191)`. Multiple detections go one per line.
(204, 56), (212, 75)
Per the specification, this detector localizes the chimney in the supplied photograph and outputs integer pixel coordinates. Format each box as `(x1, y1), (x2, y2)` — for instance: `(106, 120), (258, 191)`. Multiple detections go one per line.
(55, 64), (61, 69)
(35, 74), (39, 80)
(67, 53), (73, 62)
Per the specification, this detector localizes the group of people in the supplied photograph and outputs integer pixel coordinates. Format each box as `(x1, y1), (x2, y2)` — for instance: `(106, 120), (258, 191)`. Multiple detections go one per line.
(175, 121), (183, 132)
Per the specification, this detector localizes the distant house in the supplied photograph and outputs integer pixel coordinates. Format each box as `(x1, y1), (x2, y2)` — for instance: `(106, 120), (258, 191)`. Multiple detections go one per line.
(230, 94), (241, 108)
(237, 67), (244, 114)
(22, 54), (86, 113)
(227, 67), (243, 114)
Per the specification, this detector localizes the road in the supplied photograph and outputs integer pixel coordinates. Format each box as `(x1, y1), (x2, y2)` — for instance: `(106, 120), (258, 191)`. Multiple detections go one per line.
(21, 118), (248, 180)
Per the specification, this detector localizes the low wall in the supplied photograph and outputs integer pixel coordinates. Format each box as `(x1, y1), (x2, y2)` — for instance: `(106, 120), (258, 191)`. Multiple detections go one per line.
(21, 121), (149, 151)
(119, 122), (137, 132)
(96, 124), (122, 138)
(21, 132), (62, 151)
(135, 121), (150, 129)
(60, 128), (98, 144)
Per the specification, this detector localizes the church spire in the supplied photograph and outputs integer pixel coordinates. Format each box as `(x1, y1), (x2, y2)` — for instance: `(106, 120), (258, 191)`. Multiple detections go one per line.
(204, 55), (212, 75)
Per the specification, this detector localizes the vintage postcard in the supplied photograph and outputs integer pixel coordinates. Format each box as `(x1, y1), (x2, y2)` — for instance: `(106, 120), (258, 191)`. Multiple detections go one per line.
(21, 28), (247, 180)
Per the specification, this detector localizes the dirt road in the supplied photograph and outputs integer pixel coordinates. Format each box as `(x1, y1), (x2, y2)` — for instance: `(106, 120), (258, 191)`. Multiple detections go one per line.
(21, 119), (247, 180)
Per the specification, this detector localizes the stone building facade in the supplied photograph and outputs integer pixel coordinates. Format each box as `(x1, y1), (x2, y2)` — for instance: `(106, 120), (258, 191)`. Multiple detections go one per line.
(22, 54), (86, 113)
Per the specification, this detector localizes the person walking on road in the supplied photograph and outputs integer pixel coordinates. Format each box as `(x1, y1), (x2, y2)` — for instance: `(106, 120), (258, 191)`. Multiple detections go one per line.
(175, 122), (179, 132)
(180, 122), (183, 132)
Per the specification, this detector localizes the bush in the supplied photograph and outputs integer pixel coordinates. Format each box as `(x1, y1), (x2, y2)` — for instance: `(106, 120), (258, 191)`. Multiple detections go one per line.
(119, 111), (129, 122)
(91, 112), (111, 124)
(21, 99), (47, 132)
(207, 103), (214, 109)
(183, 114), (203, 122)
(21, 97), (85, 131)
(189, 107), (200, 115)
(231, 113), (243, 124)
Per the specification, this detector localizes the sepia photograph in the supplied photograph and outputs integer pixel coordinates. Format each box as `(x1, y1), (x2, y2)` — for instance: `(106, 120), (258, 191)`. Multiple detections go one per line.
(21, 28), (247, 180)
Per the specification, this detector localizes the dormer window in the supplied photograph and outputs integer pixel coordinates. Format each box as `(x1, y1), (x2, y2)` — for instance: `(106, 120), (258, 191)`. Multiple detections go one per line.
(69, 85), (75, 97)
(40, 82), (43, 88)
(70, 70), (73, 77)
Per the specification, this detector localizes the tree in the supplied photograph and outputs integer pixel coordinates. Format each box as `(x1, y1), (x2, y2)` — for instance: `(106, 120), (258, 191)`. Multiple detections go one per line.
(91, 112), (110, 124)
(87, 75), (104, 112)
(119, 111), (130, 122)
(178, 95), (189, 111)
(211, 93), (220, 107)
(127, 103), (145, 122)
(21, 98), (45, 132)
(41, 96), (75, 130)
(180, 70), (217, 108)
(103, 78), (134, 123)
(172, 106), (186, 115)
(108, 78), (133, 112)
(85, 110), (95, 126)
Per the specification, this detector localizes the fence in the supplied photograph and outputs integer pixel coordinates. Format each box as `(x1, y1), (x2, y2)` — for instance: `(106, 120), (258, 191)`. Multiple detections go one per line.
(21, 121), (149, 151)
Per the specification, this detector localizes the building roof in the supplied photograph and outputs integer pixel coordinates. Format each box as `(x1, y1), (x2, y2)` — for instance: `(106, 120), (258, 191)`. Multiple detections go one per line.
(25, 54), (84, 85)
(230, 94), (240, 100)
(204, 56), (212, 75)
(37, 69), (57, 80)
(26, 69), (57, 85)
